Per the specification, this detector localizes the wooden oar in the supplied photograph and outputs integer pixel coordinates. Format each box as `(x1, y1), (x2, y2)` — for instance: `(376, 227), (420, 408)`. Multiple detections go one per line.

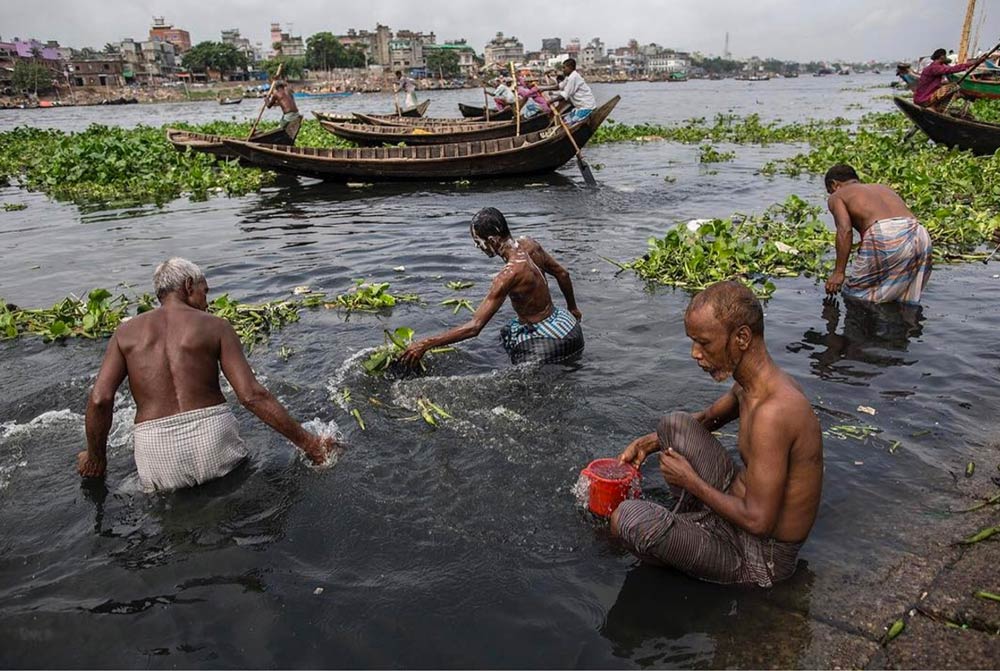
(248, 63), (283, 140)
(510, 62), (521, 135)
(552, 107), (597, 186)
(484, 88), (491, 121)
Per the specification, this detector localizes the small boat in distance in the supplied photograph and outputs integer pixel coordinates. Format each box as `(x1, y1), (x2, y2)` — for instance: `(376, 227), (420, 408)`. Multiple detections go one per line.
(219, 97), (242, 105)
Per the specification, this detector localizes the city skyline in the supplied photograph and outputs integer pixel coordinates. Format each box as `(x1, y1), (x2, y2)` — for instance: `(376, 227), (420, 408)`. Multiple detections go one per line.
(2, 0), (996, 62)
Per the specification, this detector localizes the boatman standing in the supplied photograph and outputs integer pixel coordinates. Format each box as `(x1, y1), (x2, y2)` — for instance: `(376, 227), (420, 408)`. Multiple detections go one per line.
(547, 58), (597, 123)
(265, 81), (303, 137)
(612, 281), (823, 587)
(77, 258), (340, 492)
(395, 70), (419, 110)
(823, 164), (932, 304)
(401, 208), (583, 367)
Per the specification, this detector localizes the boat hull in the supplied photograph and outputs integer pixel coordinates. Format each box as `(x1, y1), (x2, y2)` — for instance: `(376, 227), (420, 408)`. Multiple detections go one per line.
(894, 96), (1000, 155)
(318, 113), (554, 146)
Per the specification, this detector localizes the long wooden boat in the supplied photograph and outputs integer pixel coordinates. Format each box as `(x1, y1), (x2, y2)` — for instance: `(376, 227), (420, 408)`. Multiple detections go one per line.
(894, 96), (1000, 155)
(311, 99), (431, 124)
(318, 113), (554, 146)
(165, 126), (297, 160)
(458, 102), (514, 121)
(353, 112), (514, 127)
(958, 74), (1000, 100)
(219, 95), (620, 182)
(293, 91), (353, 99)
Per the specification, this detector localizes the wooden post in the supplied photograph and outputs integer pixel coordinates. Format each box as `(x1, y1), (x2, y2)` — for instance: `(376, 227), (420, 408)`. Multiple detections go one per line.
(958, 0), (977, 62)
(509, 61), (520, 135)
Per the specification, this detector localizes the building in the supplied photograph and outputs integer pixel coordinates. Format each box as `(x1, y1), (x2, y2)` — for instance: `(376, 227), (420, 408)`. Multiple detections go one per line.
(221, 28), (260, 65)
(648, 52), (690, 73)
(580, 38), (605, 69)
(149, 17), (190, 54)
(541, 37), (561, 53)
(423, 40), (478, 77)
(336, 24), (393, 67)
(68, 58), (125, 87)
(484, 32), (524, 65)
(269, 22), (305, 57)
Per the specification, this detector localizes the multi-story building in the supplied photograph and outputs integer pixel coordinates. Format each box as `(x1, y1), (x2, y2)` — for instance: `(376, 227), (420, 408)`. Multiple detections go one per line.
(140, 39), (177, 80)
(221, 28), (259, 65)
(336, 24), (393, 67)
(68, 58), (125, 87)
(269, 23), (305, 57)
(541, 37), (561, 54)
(647, 52), (690, 73)
(484, 32), (524, 65)
(149, 17), (190, 54)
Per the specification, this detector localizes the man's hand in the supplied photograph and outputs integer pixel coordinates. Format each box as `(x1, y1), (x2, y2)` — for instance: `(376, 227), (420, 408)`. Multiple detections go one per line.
(77, 451), (106, 479)
(301, 434), (341, 466)
(825, 270), (846, 295)
(618, 433), (660, 469)
(570, 307), (582, 321)
(659, 448), (697, 490)
(400, 340), (429, 367)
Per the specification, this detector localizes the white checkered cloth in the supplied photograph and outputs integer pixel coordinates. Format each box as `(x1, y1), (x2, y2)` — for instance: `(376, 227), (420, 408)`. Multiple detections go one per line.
(132, 403), (248, 492)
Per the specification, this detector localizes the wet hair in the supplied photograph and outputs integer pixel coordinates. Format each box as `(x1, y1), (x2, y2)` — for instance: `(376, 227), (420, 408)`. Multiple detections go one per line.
(395, 70), (402, 77)
(824, 163), (860, 189)
(563, 58), (577, 70)
(470, 207), (511, 240)
(274, 81), (286, 89)
(931, 48), (947, 60)
(687, 281), (764, 336)
(153, 257), (204, 299)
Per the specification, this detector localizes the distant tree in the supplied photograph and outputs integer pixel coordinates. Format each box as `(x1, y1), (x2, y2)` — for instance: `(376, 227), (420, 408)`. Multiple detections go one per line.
(305, 32), (366, 69)
(692, 55), (743, 76)
(103, 43), (118, 55)
(261, 56), (305, 80)
(13, 60), (55, 94)
(182, 41), (248, 79)
(426, 49), (461, 78)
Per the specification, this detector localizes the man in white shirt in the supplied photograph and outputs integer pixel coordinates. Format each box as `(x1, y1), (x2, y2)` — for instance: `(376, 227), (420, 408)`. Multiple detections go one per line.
(547, 58), (596, 123)
(489, 76), (517, 109)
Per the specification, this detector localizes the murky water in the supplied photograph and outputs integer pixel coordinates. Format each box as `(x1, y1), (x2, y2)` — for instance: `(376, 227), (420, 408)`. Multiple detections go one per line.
(2, 76), (999, 668)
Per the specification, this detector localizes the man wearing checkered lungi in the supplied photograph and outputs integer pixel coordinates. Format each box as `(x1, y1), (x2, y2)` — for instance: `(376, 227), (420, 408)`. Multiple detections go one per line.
(77, 258), (340, 492)
(401, 207), (584, 367)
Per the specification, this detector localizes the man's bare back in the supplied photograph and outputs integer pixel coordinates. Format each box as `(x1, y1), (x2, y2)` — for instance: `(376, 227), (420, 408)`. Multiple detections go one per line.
(115, 305), (229, 423)
(267, 85), (298, 115)
(503, 237), (556, 324)
(828, 182), (914, 236)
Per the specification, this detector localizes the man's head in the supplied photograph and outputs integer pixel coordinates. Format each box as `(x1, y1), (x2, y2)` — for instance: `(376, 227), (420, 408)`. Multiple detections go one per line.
(931, 48), (948, 63)
(684, 281), (764, 382)
(824, 163), (860, 194)
(395, 70), (402, 78)
(153, 257), (209, 310)
(896, 63), (911, 75)
(562, 58), (577, 76)
(274, 80), (286, 90)
(470, 207), (511, 258)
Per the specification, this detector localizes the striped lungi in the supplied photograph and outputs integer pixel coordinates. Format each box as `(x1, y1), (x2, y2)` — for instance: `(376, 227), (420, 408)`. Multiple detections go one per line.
(133, 403), (248, 492)
(843, 217), (932, 304)
(499, 306), (584, 364)
(612, 411), (803, 587)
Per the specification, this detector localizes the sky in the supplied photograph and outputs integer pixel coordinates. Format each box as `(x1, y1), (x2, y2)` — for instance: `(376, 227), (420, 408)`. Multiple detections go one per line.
(2, 0), (998, 62)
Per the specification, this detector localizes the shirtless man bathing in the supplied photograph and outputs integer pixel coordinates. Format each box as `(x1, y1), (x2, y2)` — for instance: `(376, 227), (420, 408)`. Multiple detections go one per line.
(401, 207), (583, 366)
(77, 258), (339, 492)
(611, 281), (823, 587)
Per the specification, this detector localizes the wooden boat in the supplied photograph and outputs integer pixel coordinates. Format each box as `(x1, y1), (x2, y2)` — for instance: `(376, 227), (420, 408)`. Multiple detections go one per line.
(219, 97), (242, 105)
(165, 126), (298, 160)
(894, 96), (1000, 155)
(957, 74), (1000, 100)
(293, 91), (353, 99)
(458, 103), (514, 120)
(353, 112), (512, 127)
(311, 100), (431, 124)
(318, 113), (554, 146)
(219, 95), (620, 182)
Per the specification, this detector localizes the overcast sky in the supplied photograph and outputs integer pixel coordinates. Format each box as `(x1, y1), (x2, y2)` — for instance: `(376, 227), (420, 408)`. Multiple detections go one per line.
(2, 0), (997, 62)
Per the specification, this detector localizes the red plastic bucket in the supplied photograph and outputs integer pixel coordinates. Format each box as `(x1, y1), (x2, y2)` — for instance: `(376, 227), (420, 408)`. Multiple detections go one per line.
(581, 458), (641, 517)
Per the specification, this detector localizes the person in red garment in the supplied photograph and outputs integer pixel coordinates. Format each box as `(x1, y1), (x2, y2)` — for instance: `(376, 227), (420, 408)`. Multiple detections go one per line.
(913, 48), (974, 110)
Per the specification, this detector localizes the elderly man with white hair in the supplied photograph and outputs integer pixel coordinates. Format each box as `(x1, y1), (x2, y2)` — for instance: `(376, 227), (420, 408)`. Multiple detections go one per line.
(77, 258), (338, 492)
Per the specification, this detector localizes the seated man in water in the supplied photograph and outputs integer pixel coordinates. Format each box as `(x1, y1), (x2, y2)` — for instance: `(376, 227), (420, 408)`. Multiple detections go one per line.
(400, 207), (583, 366)
(824, 164), (932, 304)
(77, 258), (339, 492)
(611, 281), (823, 587)
(266, 81), (303, 138)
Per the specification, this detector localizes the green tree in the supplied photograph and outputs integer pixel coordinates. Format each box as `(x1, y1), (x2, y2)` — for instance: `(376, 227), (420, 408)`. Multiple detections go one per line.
(426, 49), (461, 78)
(692, 55), (743, 76)
(13, 60), (54, 94)
(182, 41), (248, 79)
(261, 56), (305, 80)
(305, 32), (366, 69)
(103, 43), (118, 54)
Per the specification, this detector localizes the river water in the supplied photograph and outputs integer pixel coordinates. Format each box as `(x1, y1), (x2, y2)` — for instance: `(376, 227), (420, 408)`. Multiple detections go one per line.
(2, 76), (999, 668)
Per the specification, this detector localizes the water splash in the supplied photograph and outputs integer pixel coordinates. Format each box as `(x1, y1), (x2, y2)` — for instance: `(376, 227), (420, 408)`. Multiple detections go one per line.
(571, 473), (591, 509)
(301, 418), (345, 470)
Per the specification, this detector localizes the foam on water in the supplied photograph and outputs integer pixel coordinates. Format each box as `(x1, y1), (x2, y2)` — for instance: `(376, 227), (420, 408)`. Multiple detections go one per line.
(0, 409), (83, 491)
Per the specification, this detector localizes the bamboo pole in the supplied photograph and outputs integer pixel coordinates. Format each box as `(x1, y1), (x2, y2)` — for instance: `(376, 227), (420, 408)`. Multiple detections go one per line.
(958, 0), (976, 62)
(510, 61), (520, 135)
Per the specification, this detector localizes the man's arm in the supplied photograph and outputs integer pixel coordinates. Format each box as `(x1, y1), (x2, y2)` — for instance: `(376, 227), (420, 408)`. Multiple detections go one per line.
(530, 245), (581, 319)
(825, 195), (854, 294)
(400, 270), (513, 365)
(551, 73), (578, 102)
(661, 404), (791, 537)
(693, 385), (740, 431)
(78, 333), (128, 478)
(218, 322), (334, 464)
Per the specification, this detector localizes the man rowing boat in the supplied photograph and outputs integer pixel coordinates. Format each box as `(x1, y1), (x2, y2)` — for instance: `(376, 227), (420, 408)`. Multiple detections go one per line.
(547, 58), (596, 123)
(265, 81), (303, 137)
(77, 258), (339, 492)
(400, 208), (583, 366)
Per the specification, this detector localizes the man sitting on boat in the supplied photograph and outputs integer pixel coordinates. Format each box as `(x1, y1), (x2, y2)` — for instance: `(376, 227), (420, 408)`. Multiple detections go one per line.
(76, 258), (339, 492)
(266, 81), (303, 138)
(401, 208), (583, 367)
(547, 58), (596, 123)
(823, 164), (932, 304)
(611, 281), (823, 587)
(489, 76), (517, 111)
(895, 63), (919, 91)
(395, 70), (419, 109)
(516, 74), (551, 118)
(914, 48), (974, 110)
